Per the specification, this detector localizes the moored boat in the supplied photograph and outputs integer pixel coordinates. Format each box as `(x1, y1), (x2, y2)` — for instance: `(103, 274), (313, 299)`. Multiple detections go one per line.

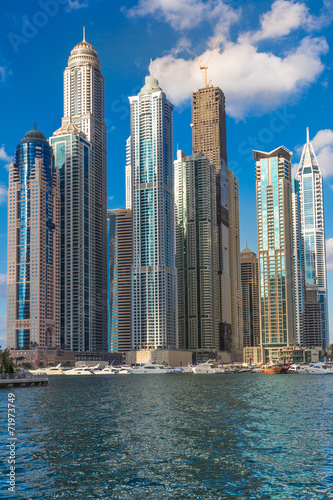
(63, 366), (94, 375)
(261, 363), (290, 374)
(305, 363), (333, 375)
(127, 363), (173, 374)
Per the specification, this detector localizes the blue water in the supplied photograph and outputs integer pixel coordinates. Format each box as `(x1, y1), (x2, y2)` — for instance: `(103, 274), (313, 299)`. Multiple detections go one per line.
(1, 374), (333, 499)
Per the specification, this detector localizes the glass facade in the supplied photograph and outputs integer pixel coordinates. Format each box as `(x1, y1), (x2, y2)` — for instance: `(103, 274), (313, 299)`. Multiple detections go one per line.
(254, 147), (296, 361)
(130, 76), (177, 349)
(7, 130), (60, 350)
(50, 128), (92, 351)
(174, 151), (219, 350)
(296, 130), (328, 348)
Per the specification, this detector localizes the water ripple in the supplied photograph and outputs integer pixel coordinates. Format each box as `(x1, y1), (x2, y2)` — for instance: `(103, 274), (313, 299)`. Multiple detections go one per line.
(0, 374), (333, 499)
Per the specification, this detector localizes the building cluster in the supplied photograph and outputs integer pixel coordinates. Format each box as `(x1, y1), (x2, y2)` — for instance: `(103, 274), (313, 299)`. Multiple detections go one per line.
(7, 35), (329, 365)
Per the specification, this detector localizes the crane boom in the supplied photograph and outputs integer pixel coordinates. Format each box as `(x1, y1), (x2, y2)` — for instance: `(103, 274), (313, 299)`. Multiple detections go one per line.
(195, 35), (220, 87)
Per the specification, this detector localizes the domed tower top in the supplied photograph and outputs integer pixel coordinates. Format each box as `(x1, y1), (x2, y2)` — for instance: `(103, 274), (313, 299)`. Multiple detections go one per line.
(20, 126), (48, 145)
(67, 27), (101, 71)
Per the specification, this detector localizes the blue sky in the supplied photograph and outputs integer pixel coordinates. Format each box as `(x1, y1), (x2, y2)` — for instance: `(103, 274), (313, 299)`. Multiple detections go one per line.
(0, 0), (333, 347)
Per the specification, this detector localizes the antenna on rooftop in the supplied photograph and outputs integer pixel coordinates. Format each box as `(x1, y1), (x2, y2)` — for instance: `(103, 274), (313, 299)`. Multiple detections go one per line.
(33, 120), (37, 130)
(195, 35), (220, 87)
(149, 58), (153, 76)
(83, 26), (86, 42)
(306, 126), (310, 143)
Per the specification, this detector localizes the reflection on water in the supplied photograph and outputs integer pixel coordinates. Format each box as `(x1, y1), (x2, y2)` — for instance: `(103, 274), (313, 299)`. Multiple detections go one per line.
(1, 375), (333, 499)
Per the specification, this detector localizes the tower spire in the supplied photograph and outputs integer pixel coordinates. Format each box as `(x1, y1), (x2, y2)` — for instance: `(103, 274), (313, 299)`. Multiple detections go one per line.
(83, 26), (86, 42)
(306, 126), (310, 144)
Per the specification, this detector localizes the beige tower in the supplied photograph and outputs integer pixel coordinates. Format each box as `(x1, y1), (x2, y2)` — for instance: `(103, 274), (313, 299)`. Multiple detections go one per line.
(7, 129), (60, 349)
(228, 171), (243, 352)
(192, 86), (231, 350)
(107, 209), (132, 352)
(240, 248), (260, 348)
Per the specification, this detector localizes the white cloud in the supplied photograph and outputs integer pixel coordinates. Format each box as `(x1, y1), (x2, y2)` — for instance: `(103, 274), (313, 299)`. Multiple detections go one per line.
(126, 0), (330, 119)
(0, 185), (8, 205)
(124, 0), (240, 34)
(251, 0), (310, 42)
(0, 67), (7, 82)
(108, 195), (114, 201)
(153, 36), (328, 119)
(66, 0), (88, 12)
(0, 145), (13, 170)
(326, 238), (333, 272)
(0, 274), (6, 297)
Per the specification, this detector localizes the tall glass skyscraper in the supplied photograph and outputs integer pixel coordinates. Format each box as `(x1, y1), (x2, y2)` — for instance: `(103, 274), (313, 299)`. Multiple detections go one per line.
(291, 178), (305, 346)
(58, 33), (107, 350)
(296, 128), (329, 348)
(50, 122), (92, 351)
(129, 74), (177, 349)
(254, 146), (296, 362)
(174, 150), (219, 351)
(7, 128), (60, 349)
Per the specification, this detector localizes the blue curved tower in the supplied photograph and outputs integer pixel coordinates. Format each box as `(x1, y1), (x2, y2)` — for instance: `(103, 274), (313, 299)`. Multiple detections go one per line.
(7, 128), (60, 350)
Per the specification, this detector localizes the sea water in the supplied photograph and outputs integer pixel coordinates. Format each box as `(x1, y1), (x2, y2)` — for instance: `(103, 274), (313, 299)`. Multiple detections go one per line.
(1, 374), (333, 499)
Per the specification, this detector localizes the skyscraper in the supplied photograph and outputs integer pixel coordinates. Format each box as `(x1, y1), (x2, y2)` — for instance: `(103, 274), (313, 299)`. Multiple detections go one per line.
(296, 128), (329, 348)
(291, 178), (305, 346)
(192, 86), (232, 349)
(125, 136), (132, 209)
(254, 146), (296, 362)
(107, 209), (132, 352)
(130, 74), (177, 350)
(60, 33), (107, 350)
(304, 285), (323, 348)
(7, 128), (60, 349)
(240, 248), (260, 348)
(228, 171), (243, 352)
(50, 122), (92, 351)
(174, 150), (219, 351)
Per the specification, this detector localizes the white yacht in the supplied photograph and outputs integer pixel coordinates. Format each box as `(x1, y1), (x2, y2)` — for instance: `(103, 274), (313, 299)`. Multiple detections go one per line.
(63, 366), (94, 375)
(93, 365), (118, 375)
(45, 364), (65, 375)
(305, 363), (333, 375)
(127, 363), (173, 374)
(117, 367), (131, 375)
(192, 362), (216, 374)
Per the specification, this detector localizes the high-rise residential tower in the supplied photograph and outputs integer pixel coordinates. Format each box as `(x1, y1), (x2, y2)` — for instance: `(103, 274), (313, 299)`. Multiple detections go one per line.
(50, 123), (93, 351)
(130, 74), (177, 350)
(291, 178), (305, 346)
(228, 171), (243, 352)
(240, 248), (260, 348)
(192, 85), (232, 349)
(174, 150), (219, 351)
(254, 146), (296, 362)
(125, 136), (132, 209)
(7, 128), (60, 349)
(59, 33), (107, 350)
(296, 128), (329, 348)
(107, 209), (132, 352)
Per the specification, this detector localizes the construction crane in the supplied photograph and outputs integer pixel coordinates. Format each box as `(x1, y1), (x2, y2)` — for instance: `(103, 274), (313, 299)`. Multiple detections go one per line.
(195, 35), (220, 87)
